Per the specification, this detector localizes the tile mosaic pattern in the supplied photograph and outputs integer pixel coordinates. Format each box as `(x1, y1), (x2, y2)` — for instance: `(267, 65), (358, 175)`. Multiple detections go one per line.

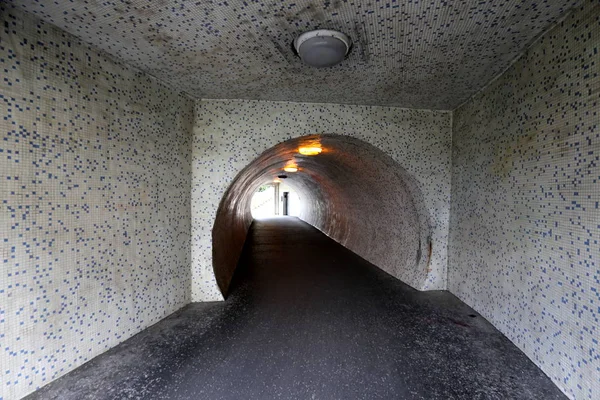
(0, 7), (194, 400)
(449, 2), (600, 399)
(192, 99), (452, 301)
(5, 0), (582, 110)
(212, 135), (434, 298)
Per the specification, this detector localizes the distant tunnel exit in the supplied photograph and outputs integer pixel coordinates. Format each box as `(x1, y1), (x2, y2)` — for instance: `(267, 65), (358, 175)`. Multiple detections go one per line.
(251, 183), (301, 218)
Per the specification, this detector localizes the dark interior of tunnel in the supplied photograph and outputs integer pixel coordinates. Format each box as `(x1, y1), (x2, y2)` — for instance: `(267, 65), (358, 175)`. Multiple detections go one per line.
(212, 134), (433, 297)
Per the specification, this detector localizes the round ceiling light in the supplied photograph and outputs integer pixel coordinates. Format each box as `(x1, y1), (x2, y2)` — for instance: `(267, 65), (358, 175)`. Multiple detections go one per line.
(294, 29), (351, 68)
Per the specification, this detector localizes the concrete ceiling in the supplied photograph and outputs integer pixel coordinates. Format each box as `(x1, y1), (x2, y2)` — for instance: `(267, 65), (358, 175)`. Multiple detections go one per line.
(6, 0), (581, 110)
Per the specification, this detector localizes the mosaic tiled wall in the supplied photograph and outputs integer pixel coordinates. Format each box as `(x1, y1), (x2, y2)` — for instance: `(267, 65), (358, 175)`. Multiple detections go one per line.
(192, 99), (452, 301)
(448, 2), (600, 399)
(0, 7), (194, 400)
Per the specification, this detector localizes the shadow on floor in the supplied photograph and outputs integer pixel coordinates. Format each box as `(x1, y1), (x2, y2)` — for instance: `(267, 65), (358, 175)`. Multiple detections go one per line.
(26, 217), (566, 400)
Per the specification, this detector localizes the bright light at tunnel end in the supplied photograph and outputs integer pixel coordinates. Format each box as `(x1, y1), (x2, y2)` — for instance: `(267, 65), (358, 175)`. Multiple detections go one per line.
(298, 146), (323, 156)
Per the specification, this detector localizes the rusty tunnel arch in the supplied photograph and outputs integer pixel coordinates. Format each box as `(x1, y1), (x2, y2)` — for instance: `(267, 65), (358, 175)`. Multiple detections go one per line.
(212, 134), (432, 297)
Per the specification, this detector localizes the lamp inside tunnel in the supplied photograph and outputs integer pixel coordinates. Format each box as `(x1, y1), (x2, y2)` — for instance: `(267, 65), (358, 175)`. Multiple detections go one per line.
(298, 146), (323, 156)
(212, 134), (433, 298)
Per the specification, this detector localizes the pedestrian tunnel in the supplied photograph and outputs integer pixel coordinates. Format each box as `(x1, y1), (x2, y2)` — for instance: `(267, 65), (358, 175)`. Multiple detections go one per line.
(212, 134), (433, 297)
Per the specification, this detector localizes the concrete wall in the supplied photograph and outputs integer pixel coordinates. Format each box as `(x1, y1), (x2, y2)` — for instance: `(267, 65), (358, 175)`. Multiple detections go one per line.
(192, 100), (452, 301)
(448, 2), (600, 399)
(0, 7), (194, 400)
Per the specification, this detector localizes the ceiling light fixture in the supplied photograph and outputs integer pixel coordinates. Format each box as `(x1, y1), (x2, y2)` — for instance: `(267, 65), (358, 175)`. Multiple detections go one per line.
(283, 165), (298, 173)
(298, 146), (323, 156)
(294, 29), (351, 68)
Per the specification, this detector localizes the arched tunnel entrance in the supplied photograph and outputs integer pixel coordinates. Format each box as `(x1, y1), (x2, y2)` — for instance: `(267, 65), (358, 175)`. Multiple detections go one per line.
(213, 134), (432, 297)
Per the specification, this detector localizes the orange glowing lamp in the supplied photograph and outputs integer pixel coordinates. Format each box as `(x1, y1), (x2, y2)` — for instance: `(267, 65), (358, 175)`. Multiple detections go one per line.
(298, 146), (323, 156)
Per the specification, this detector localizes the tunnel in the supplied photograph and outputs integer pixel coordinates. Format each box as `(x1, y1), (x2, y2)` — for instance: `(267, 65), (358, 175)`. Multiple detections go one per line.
(212, 134), (432, 297)
(5, 0), (598, 398)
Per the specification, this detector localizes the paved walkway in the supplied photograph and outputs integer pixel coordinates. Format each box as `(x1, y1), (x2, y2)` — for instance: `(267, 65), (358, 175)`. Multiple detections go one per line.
(27, 217), (566, 400)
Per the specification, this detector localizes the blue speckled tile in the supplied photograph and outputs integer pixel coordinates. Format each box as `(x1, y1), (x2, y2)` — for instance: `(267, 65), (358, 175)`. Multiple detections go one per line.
(449, 2), (600, 399)
(0, 6), (194, 400)
(4, 0), (582, 110)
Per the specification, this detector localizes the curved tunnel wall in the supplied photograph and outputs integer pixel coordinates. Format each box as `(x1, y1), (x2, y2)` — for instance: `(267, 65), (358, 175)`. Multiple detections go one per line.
(192, 99), (452, 301)
(213, 135), (433, 297)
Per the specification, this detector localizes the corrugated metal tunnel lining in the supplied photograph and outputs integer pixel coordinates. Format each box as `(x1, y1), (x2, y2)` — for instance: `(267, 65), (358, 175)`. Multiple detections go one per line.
(213, 134), (432, 296)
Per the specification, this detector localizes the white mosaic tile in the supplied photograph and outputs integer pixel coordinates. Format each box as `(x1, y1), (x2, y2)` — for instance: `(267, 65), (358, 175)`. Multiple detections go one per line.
(0, 7), (194, 400)
(3, 0), (582, 110)
(449, 2), (600, 399)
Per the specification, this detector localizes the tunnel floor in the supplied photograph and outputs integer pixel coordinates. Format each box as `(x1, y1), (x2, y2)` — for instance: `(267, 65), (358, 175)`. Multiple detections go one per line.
(27, 217), (566, 400)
